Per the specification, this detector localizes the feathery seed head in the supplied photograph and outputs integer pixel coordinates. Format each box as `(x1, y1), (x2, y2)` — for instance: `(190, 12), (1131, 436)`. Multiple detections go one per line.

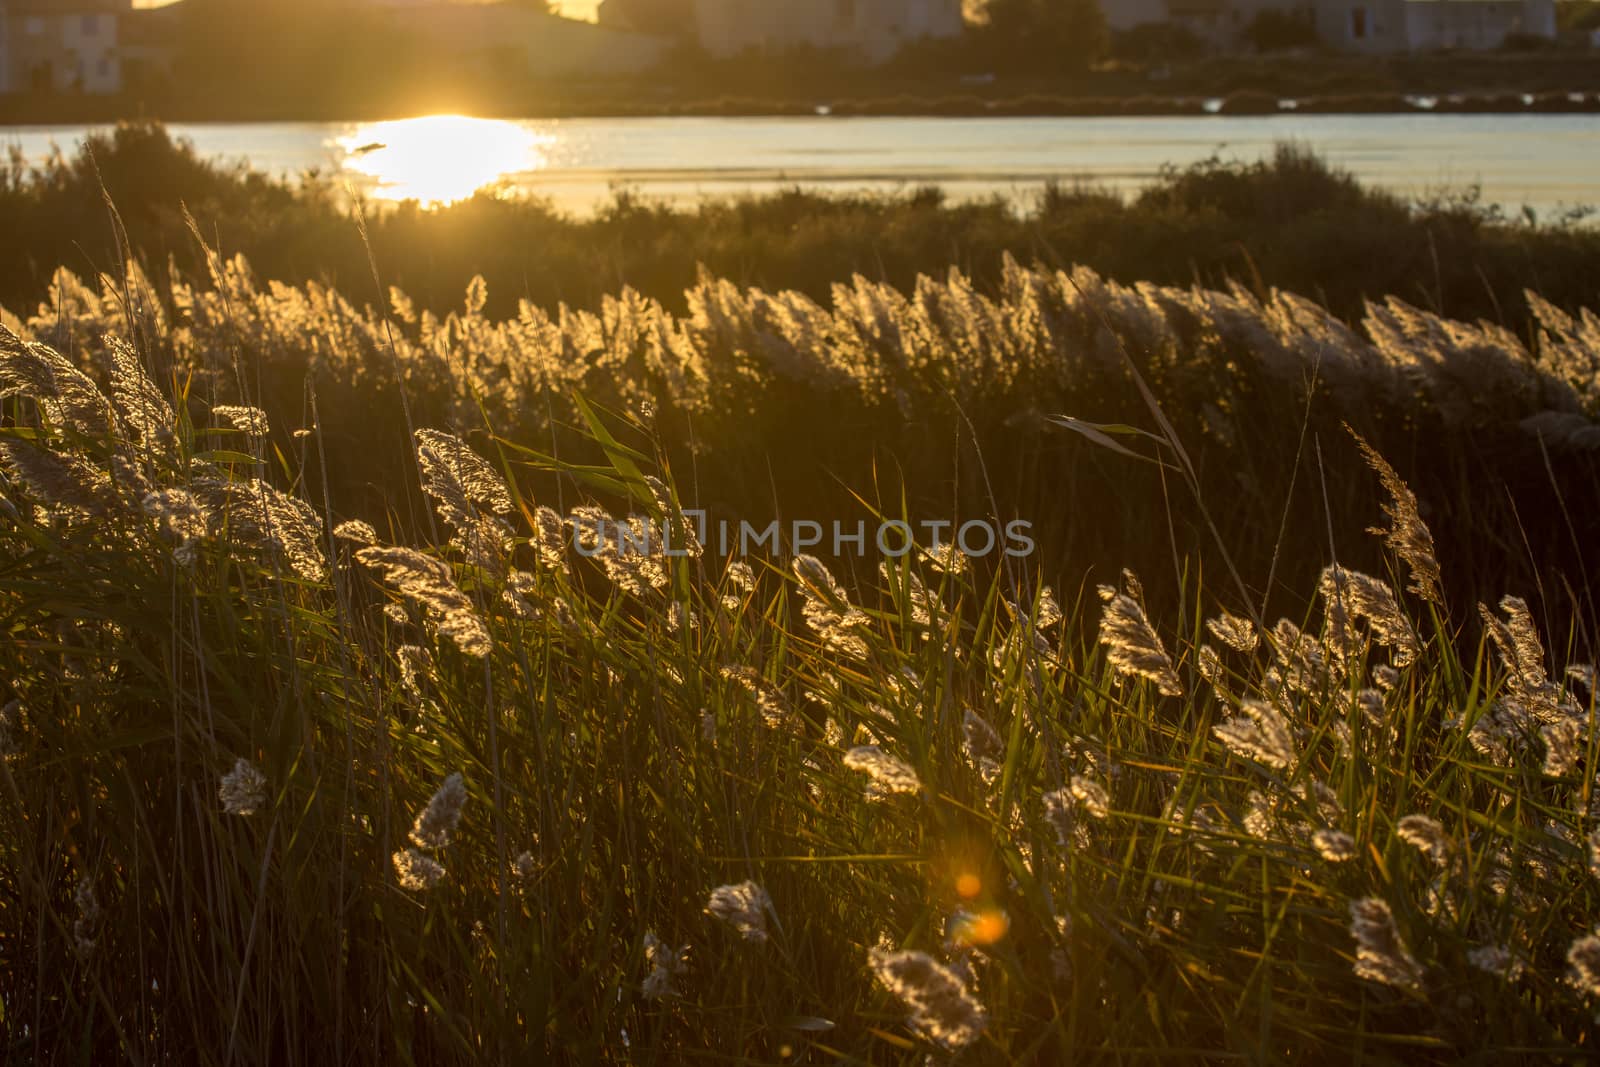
(72, 875), (102, 960)
(843, 746), (922, 799)
(1069, 776), (1111, 819)
(1096, 574), (1182, 696)
(1568, 935), (1600, 997)
(726, 561), (756, 592)
(356, 546), (490, 656)
(219, 758), (268, 815)
(1319, 565), (1422, 668)
(642, 932), (690, 999)
(333, 519), (378, 544)
(1313, 829), (1357, 862)
(0, 440), (118, 515)
(961, 709), (1004, 786)
(513, 851), (538, 880)
(393, 848), (446, 891)
(212, 404), (270, 437)
(1348, 898), (1424, 994)
(867, 948), (988, 1052)
(0, 699), (20, 758)
(1351, 431), (1442, 605)
(1468, 944), (1525, 980)
(193, 477), (326, 581)
(1213, 698), (1296, 770)
(1395, 815), (1452, 867)
(705, 881), (772, 943)
(143, 489), (207, 564)
(1206, 612), (1258, 653)
(1034, 586), (1063, 629)
(719, 665), (792, 730)
(410, 772), (468, 850)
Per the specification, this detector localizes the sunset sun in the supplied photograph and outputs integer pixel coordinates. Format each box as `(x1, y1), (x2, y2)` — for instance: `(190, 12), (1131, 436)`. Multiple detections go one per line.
(337, 116), (552, 204)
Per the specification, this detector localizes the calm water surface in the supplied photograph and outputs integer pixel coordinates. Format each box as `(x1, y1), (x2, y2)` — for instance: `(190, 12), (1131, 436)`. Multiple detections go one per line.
(3, 114), (1597, 216)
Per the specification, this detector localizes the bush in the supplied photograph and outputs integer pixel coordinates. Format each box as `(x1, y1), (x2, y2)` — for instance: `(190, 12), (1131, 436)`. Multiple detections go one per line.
(1244, 10), (1322, 52)
(1111, 21), (1209, 63)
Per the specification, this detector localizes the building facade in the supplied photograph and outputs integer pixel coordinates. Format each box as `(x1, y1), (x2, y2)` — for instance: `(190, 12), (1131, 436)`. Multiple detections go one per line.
(385, 3), (673, 79)
(1401, 0), (1556, 50)
(692, 0), (965, 63)
(3, 0), (129, 93)
(0, 3), (12, 93)
(1103, 0), (1556, 52)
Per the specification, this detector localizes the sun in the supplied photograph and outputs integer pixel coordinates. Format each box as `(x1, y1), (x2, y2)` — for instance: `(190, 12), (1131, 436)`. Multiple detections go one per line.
(335, 116), (553, 206)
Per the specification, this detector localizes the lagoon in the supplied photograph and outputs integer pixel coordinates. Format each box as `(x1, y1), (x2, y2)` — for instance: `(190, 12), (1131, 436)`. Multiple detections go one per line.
(4, 113), (1598, 217)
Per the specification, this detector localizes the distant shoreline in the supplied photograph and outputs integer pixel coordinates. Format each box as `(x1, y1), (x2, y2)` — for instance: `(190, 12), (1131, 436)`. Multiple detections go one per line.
(1, 89), (1598, 127)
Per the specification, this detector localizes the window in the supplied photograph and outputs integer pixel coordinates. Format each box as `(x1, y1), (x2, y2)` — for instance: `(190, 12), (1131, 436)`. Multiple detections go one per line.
(25, 17), (45, 35)
(82, 14), (98, 35)
(1351, 6), (1368, 38)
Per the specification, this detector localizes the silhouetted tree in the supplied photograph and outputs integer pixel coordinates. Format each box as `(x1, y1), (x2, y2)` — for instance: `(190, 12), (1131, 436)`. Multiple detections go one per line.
(597, 0), (695, 38)
(973, 0), (1107, 72)
(1244, 10), (1319, 52)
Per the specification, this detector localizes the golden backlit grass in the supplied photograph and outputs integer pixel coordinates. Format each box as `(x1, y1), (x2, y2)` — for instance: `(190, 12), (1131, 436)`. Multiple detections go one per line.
(3, 271), (1600, 1062)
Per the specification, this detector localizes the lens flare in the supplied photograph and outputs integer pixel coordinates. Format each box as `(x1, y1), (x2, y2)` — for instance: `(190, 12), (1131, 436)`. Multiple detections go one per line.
(337, 116), (551, 206)
(952, 908), (1010, 947)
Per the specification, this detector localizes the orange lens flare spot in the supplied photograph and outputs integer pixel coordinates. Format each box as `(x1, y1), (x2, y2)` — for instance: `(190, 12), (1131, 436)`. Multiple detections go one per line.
(953, 909), (1010, 946)
(955, 873), (982, 899)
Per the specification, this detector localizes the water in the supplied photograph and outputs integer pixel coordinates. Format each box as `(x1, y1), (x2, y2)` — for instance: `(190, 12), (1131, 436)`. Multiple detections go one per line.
(3, 113), (1597, 217)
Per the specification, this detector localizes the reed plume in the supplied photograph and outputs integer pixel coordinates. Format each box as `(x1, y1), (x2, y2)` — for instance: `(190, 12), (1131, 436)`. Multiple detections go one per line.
(1349, 431), (1443, 606)
(704, 881), (772, 943)
(1097, 573), (1181, 697)
(867, 948), (988, 1052)
(1348, 898), (1424, 994)
(219, 758), (267, 816)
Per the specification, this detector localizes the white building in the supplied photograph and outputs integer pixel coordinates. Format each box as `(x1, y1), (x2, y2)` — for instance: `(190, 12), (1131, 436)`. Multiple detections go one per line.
(693, 0), (965, 63)
(1401, 0), (1556, 50)
(385, 3), (674, 79)
(3, 0), (128, 93)
(1102, 0), (1557, 52)
(0, 3), (12, 94)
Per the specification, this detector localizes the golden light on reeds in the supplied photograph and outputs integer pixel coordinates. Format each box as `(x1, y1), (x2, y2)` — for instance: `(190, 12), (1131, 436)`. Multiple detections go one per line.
(337, 116), (551, 205)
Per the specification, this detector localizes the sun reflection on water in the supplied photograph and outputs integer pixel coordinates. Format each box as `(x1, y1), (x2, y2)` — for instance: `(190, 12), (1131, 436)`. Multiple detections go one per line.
(336, 116), (551, 205)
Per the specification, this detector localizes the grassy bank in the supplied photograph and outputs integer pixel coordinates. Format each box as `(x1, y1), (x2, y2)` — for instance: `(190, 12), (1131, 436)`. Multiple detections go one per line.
(6, 44), (1600, 125)
(4, 89), (1599, 126)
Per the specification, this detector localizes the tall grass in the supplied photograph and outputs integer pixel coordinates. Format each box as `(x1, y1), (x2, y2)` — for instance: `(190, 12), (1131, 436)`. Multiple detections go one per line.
(10, 240), (1600, 618)
(2, 236), (1600, 1062)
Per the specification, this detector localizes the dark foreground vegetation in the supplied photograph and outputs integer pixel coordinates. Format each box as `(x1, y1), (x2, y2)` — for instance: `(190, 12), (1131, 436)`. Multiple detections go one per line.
(3, 121), (1600, 1063)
